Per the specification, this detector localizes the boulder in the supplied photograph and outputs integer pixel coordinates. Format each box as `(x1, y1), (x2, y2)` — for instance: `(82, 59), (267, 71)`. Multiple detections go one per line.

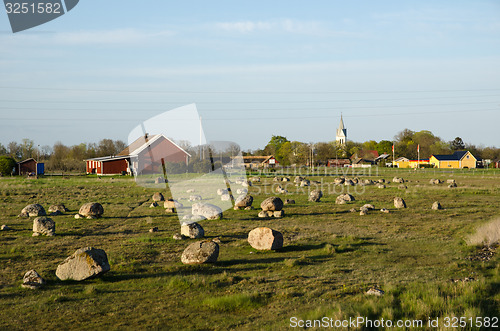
(258, 211), (268, 218)
(19, 204), (46, 217)
(378, 179), (385, 183)
(217, 188), (228, 196)
(380, 208), (390, 213)
(362, 204), (375, 210)
(32, 217), (55, 236)
(192, 203), (223, 220)
(181, 222), (205, 239)
(344, 179), (354, 186)
(248, 227), (283, 250)
(282, 177), (290, 182)
(273, 210), (285, 218)
(366, 288), (384, 296)
(173, 233), (186, 240)
(284, 199), (295, 205)
(260, 197), (284, 211)
(308, 190), (323, 202)
(336, 194), (355, 204)
(150, 202), (158, 208)
(236, 188), (248, 195)
(164, 199), (183, 209)
(21, 270), (45, 289)
(152, 192), (165, 201)
(294, 176), (304, 183)
(300, 180), (310, 187)
(181, 240), (219, 264)
(155, 177), (167, 184)
(360, 210), (367, 216)
(398, 184), (407, 190)
(393, 177), (404, 183)
(273, 176), (282, 182)
(56, 247), (110, 281)
(430, 179), (441, 185)
(394, 197), (407, 209)
(221, 194), (231, 201)
(377, 184), (386, 189)
(447, 179), (456, 184)
(78, 203), (104, 218)
(334, 177), (345, 185)
(448, 182), (457, 188)
(235, 195), (253, 209)
(1, 224), (11, 231)
(431, 201), (443, 210)
(48, 204), (68, 214)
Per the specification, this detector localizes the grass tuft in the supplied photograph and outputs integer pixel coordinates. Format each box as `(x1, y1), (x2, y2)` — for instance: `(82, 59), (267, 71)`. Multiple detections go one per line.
(466, 217), (500, 247)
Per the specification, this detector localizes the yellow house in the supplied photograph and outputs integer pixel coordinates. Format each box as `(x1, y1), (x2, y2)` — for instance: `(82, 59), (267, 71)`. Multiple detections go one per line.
(429, 151), (477, 169)
(394, 157), (410, 168)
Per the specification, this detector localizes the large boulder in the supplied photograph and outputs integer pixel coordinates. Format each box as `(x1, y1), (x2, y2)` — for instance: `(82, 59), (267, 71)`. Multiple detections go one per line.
(429, 179), (441, 185)
(78, 203), (104, 218)
(21, 270), (45, 289)
(334, 177), (345, 185)
(181, 240), (219, 264)
(155, 177), (167, 184)
(32, 217), (55, 236)
(56, 247), (110, 281)
(234, 195), (253, 209)
(308, 190), (323, 202)
(393, 177), (404, 183)
(48, 204), (68, 214)
(217, 188), (228, 196)
(260, 197), (284, 211)
(19, 204), (46, 217)
(248, 227), (283, 250)
(192, 203), (223, 220)
(335, 194), (355, 204)
(181, 222), (205, 239)
(164, 199), (183, 209)
(394, 197), (407, 209)
(152, 192), (165, 201)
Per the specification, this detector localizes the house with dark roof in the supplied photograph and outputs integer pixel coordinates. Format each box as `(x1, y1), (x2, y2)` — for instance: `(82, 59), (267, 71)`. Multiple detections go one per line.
(239, 155), (279, 169)
(85, 134), (191, 175)
(16, 158), (44, 175)
(327, 158), (351, 167)
(429, 151), (477, 169)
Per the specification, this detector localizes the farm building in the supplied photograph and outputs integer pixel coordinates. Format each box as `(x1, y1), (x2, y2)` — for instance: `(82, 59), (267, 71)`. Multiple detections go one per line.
(327, 158), (351, 167)
(240, 155), (279, 169)
(85, 134), (191, 175)
(16, 158), (44, 175)
(429, 151), (477, 169)
(393, 157), (430, 168)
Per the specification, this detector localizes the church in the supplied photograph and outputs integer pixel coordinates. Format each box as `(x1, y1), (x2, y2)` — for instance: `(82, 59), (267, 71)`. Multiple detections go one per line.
(336, 115), (347, 145)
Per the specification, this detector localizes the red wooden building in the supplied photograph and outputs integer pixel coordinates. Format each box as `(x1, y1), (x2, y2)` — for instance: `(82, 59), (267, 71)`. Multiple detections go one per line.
(85, 134), (191, 175)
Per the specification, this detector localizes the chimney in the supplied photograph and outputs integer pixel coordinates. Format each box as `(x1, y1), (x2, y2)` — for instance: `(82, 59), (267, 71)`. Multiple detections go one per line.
(144, 133), (149, 140)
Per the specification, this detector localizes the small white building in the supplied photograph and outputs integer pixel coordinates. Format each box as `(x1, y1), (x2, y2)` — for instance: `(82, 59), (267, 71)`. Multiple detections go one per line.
(336, 115), (347, 145)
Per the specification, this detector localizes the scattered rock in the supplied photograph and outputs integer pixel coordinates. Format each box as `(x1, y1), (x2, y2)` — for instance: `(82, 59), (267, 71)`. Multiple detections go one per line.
(377, 184), (386, 189)
(308, 190), (323, 202)
(32, 217), (55, 236)
(429, 178), (441, 185)
(217, 188), (228, 196)
(221, 194), (232, 201)
(336, 194), (355, 204)
(78, 202), (104, 218)
(394, 197), (407, 209)
(155, 177), (167, 184)
(258, 211), (268, 218)
(392, 177), (404, 183)
(250, 177), (261, 182)
(150, 202), (158, 208)
(181, 222), (205, 239)
(273, 176), (282, 182)
(236, 188), (248, 195)
(56, 247), (110, 281)
(431, 201), (443, 210)
(149, 227), (159, 233)
(366, 288), (384, 296)
(344, 179), (354, 186)
(74, 214), (82, 219)
(300, 180), (310, 187)
(334, 177), (345, 185)
(284, 199), (295, 205)
(164, 199), (183, 209)
(192, 203), (223, 220)
(21, 270), (45, 289)
(446, 179), (456, 184)
(181, 240), (219, 264)
(378, 179), (385, 183)
(48, 204), (68, 214)
(186, 189), (195, 193)
(1, 224), (11, 231)
(398, 184), (407, 190)
(362, 204), (375, 210)
(380, 208), (390, 213)
(212, 237), (221, 244)
(294, 176), (304, 183)
(189, 195), (202, 202)
(19, 204), (46, 218)
(234, 195), (253, 209)
(276, 185), (288, 194)
(273, 210), (285, 218)
(349, 208), (357, 213)
(261, 197), (284, 211)
(248, 227), (283, 250)
(152, 192), (165, 201)
(449, 182), (457, 188)
(360, 210), (367, 216)
(173, 233), (186, 240)
(282, 177), (290, 182)
(244, 206), (253, 210)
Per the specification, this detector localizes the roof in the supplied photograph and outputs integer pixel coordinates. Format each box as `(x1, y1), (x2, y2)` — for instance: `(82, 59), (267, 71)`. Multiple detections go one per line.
(17, 158), (36, 164)
(119, 134), (191, 158)
(394, 157), (409, 162)
(374, 153), (390, 162)
(85, 155), (130, 162)
(431, 151), (475, 161)
(241, 155), (277, 164)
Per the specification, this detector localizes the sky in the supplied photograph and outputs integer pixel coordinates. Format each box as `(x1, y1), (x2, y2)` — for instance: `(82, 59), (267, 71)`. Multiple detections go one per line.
(1, 0), (499, 151)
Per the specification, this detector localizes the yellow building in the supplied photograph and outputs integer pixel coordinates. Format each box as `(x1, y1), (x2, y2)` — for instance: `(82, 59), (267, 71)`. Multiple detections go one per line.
(429, 151), (477, 169)
(394, 157), (430, 168)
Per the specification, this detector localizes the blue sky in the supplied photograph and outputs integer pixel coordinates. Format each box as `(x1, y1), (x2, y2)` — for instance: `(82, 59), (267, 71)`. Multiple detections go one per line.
(1, 0), (499, 151)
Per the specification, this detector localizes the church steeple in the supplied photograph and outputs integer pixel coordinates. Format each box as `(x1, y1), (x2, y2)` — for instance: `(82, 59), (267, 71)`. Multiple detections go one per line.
(336, 114), (347, 145)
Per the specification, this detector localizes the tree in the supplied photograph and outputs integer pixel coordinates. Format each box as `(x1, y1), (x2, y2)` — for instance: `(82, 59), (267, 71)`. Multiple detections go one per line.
(315, 142), (335, 164)
(450, 137), (465, 151)
(376, 140), (393, 155)
(7, 141), (21, 160)
(264, 135), (289, 163)
(0, 143), (6, 155)
(0, 156), (16, 176)
(21, 138), (35, 160)
(362, 140), (378, 151)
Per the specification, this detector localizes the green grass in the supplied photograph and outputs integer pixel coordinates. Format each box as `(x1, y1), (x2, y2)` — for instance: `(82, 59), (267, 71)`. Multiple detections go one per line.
(0, 170), (499, 330)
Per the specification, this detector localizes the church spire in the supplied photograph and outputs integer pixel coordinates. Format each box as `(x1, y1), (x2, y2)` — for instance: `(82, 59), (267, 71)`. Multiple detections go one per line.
(336, 114), (347, 145)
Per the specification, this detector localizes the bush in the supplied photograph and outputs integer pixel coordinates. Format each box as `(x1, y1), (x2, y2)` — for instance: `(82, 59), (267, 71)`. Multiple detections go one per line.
(466, 217), (500, 247)
(0, 156), (16, 175)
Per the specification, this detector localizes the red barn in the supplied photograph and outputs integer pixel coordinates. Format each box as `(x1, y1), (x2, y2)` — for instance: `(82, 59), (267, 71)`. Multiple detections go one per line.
(85, 134), (190, 175)
(17, 158), (37, 175)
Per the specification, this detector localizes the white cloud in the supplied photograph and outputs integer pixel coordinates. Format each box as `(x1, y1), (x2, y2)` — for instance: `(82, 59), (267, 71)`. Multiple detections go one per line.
(216, 21), (272, 33)
(52, 29), (174, 45)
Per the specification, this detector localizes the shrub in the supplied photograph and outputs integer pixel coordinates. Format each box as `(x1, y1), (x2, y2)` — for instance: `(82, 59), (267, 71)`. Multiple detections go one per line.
(0, 156), (16, 175)
(466, 217), (500, 247)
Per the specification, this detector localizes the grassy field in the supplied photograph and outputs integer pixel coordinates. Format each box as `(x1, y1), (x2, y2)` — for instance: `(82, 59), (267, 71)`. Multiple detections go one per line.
(0, 168), (499, 330)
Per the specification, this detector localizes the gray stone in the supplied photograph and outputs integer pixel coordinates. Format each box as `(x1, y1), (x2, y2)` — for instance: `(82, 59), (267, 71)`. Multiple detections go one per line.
(220, 194), (231, 201)
(248, 227), (283, 250)
(149, 202), (158, 208)
(155, 177), (167, 184)
(284, 199), (295, 205)
(394, 197), (407, 209)
(380, 208), (390, 213)
(181, 222), (205, 239)
(431, 201), (443, 210)
(362, 204), (375, 210)
(273, 210), (285, 218)
(192, 203), (223, 220)
(393, 177), (404, 183)
(258, 210), (268, 218)
(48, 204), (68, 214)
(430, 178), (441, 185)
(189, 195), (202, 202)
(181, 240), (219, 264)
(164, 199), (183, 209)
(235, 195), (253, 209)
(149, 227), (159, 233)
(173, 233), (186, 240)
(366, 288), (384, 296)
(308, 190), (323, 202)
(32, 217), (55, 236)
(1, 224), (11, 231)
(21, 270), (45, 289)
(336, 194), (355, 204)
(217, 188), (228, 196)
(300, 180), (310, 187)
(56, 247), (110, 281)
(19, 204), (46, 218)
(78, 202), (104, 218)
(261, 197), (284, 211)
(152, 192), (165, 201)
